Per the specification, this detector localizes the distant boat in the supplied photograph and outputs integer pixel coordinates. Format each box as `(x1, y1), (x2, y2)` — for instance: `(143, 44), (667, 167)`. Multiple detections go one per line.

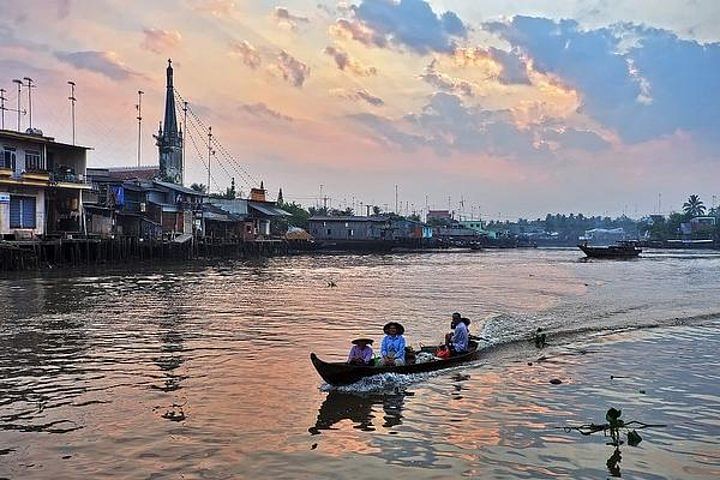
(578, 241), (641, 259)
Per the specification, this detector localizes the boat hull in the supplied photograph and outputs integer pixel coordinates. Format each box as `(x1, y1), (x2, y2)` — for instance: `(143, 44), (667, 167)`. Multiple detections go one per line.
(578, 244), (641, 259)
(310, 342), (480, 386)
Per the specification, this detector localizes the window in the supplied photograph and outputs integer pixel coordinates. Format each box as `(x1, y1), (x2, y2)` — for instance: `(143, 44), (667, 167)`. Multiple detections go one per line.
(9, 195), (36, 229)
(25, 150), (43, 171)
(2, 148), (16, 170)
(326, 228), (331, 235)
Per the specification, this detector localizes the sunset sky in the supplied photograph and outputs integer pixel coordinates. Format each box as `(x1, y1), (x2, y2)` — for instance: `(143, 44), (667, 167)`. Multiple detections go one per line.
(1, 0), (719, 218)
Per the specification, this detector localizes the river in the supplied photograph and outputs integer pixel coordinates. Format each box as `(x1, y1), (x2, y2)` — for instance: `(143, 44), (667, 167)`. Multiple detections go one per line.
(1, 248), (719, 479)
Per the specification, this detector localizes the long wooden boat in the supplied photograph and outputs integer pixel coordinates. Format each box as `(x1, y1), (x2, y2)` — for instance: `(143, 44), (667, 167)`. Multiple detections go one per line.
(310, 341), (481, 386)
(578, 242), (641, 259)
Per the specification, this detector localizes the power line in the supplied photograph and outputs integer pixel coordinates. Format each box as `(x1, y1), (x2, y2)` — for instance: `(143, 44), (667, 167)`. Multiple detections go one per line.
(173, 88), (259, 188)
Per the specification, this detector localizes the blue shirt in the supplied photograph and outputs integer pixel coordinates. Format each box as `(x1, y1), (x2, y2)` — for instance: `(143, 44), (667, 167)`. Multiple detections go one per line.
(452, 322), (469, 352)
(381, 335), (406, 362)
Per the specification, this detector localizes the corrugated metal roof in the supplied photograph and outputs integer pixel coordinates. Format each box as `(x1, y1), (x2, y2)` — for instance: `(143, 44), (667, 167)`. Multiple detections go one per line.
(309, 216), (389, 222)
(249, 202), (292, 217)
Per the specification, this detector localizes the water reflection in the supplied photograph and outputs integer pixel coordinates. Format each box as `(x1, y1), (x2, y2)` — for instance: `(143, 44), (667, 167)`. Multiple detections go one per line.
(309, 390), (410, 435)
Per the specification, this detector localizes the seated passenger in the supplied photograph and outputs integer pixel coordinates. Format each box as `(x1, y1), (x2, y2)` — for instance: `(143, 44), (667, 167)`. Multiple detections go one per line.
(445, 312), (470, 355)
(381, 322), (406, 366)
(347, 338), (374, 365)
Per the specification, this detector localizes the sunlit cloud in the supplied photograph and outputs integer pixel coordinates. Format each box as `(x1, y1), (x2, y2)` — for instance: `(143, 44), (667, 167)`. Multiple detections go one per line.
(54, 50), (139, 80)
(190, 0), (237, 18)
(323, 45), (377, 76)
(238, 102), (294, 122)
(141, 28), (182, 54)
(273, 6), (310, 30)
(229, 39), (262, 69)
(272, 50), (310, 87)
(331, 88), (384, 106)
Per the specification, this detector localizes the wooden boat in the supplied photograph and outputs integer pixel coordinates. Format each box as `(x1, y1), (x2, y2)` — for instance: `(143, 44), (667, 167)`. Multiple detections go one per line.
(578, 242), (641, 259)
(310, 341), (481, 386)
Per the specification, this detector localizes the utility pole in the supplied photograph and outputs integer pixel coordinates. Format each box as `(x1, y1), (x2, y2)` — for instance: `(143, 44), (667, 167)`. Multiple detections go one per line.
(182, 101), (188, 187)
(12, 79), (22, 131)
(395, 184), (398, 214)
(207, 126), (213, 194)
(136, 90), (144, 167)
(67, 81), (76, 145)
(23, 77), (34, 130)
(0, 88), (6, 130)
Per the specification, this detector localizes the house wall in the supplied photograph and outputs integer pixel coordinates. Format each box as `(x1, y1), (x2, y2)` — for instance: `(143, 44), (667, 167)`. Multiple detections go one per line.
(308, 219), (387, 240)
(0, 187), (45, 237)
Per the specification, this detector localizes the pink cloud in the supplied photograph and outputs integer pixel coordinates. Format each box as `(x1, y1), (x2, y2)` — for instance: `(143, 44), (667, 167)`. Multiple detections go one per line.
(230, 40), (261, 69)
(141, 28), (182, 54)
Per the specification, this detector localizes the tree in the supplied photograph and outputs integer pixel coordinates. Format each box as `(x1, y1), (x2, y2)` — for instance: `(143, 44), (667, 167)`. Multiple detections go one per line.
(683, 194), (706, 217)
(277, 201), (310, 230)
(190, 183), (206, 194)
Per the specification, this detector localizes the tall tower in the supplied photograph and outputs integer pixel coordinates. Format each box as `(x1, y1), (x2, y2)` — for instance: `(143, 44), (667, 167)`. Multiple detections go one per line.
(156, 59), (183, 184)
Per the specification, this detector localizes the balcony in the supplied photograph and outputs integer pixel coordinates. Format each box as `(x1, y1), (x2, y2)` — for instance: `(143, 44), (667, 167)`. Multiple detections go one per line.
(0, 166), (11, 177)
(23, 169), (51, 181)
(50, 170), (88, 185)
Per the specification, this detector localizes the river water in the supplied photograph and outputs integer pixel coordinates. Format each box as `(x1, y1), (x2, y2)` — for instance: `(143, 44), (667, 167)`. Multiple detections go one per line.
(1, 248), (719, 479)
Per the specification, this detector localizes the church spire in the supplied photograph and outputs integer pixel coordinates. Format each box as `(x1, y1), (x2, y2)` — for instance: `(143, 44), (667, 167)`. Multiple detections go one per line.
(163, 59), (178, 139)
(156, 58), (183, 185)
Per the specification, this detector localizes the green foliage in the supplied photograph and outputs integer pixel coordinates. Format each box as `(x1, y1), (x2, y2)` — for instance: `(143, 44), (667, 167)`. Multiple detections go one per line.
(683, 194), (706, 217)
(279, 201), (310, 229)
(190, 183), (206, 194)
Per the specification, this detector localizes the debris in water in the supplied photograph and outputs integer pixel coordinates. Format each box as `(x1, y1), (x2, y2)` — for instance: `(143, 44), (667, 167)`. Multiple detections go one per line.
(549, 378), (563, 385)
(311, 443), (318, 450)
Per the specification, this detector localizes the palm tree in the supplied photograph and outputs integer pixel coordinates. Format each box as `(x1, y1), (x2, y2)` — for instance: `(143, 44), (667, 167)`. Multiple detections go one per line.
(683, 194), (706, 217)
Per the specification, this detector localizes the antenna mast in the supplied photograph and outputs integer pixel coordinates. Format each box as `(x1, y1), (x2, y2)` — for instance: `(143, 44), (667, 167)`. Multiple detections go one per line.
(12, 79), (22, 131)
(0, 88), (6, 130)
(23, 77), (34, 130)
(67, 81), (76, 144)
(136, 90), (144, 167)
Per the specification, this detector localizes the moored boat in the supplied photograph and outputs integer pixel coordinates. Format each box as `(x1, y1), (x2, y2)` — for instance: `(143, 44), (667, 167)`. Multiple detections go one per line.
(578, 241), (641, 259)
(310, 341), (481, 386)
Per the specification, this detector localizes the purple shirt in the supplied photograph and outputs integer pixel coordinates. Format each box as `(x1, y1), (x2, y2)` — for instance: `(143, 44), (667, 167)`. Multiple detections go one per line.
(347, 345), (373, 364)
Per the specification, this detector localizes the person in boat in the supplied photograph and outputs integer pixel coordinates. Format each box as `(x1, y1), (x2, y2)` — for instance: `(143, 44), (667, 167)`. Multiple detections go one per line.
(380, 322), (406, 366)
(445, 312), (470, 355)
(347, 338), (374, 365)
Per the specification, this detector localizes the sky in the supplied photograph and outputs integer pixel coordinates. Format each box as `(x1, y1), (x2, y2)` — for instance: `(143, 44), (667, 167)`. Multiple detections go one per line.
(1, 0), (719, 219)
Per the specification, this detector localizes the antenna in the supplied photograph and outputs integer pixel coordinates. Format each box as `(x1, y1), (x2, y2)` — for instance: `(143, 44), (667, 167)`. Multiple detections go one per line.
(12, 79), (22, 131)
(207, 126), (214, 193)
(23, 77), (34, 130)
(136, 90), (144, 167)
(67, 81), (76, 144)
(0, 88), (6, 130)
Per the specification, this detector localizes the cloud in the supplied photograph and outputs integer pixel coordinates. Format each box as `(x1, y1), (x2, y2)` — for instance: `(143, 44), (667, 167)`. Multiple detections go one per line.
(273, 6), (309, 30)
(347, 0), (467, 54)
(330, 18), (387, 48)
(230, 40), (262, 69)
(420, 60), (474, 97)
(273, 50), (310, 87)
(191, 0), (236, 18)
(141, 28), (182, 54)
(54, 50), (138, 81)
(323, 45), (377, 75)
(486, 16), (720, 143)
(331, 88), (384, 105)
(238, 102), (293, 121)
(350, 91), (608, 158)
(349, 112), (426, 150)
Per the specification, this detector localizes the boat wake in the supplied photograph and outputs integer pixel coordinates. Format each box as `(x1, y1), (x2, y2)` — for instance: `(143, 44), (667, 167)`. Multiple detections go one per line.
(319, 361), (484, 394)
